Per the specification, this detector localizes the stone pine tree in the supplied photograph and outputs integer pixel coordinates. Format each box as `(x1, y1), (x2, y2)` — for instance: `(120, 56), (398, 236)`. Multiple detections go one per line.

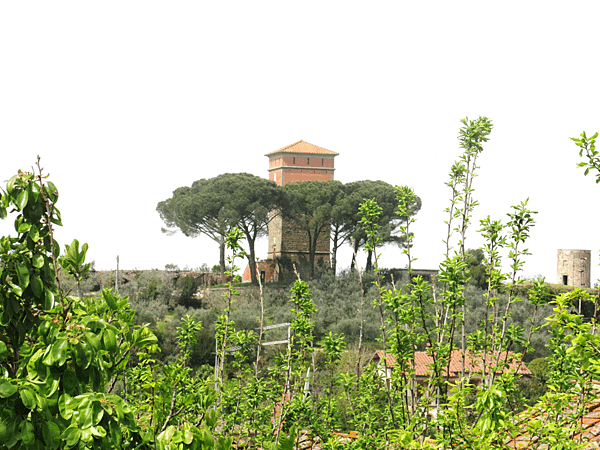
(342, 180), (421, 271)
(203, 173), (284, 285)
(157, 173), (284, 285)
(329, 186), (352, 275)
(158, 180), (231, 283)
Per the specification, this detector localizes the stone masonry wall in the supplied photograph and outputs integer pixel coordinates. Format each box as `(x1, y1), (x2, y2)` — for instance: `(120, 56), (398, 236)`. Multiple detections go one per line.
(557, 249), (591, 288)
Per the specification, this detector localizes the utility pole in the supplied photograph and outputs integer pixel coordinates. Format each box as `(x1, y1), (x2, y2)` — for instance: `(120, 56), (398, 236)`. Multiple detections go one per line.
(115, 255), (119, 294)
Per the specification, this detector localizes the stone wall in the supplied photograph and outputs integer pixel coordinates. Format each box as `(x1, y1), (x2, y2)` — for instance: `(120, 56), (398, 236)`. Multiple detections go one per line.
(557, 249), (591, 288)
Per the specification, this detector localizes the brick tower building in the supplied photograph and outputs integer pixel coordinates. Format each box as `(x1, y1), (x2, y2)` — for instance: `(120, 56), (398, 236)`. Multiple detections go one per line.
(241, 140), (339, 283)
(266, 140), (338, 279)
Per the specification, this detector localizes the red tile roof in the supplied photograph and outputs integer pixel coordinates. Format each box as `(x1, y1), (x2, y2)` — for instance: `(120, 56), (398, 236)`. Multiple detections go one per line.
(374, 350), (532, 377)
(507, 383), (600, 449)
(264, 140), (339, 157)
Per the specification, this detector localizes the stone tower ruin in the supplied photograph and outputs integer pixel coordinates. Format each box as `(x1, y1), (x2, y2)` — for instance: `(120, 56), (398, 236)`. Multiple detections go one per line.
(557, 249), (591, 288)
(265, 140), (338, 278)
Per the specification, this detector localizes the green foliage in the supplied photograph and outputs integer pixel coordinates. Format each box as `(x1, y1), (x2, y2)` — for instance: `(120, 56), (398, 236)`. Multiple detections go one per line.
(572, 130), (600, 182)
(347, 180), (421, 271)
(59, 239), (91, 299)
(158, 173), (284, 285)
(0, 165), (160, 449)
(395, 185), (418, 271)
(176, 275), (200, 308)
(4, 119), (600, 449)
(0, 163), (224, 449)
(465, 248), (487, 290)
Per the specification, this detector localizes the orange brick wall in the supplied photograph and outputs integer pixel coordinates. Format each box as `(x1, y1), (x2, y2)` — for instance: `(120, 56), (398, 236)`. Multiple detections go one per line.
(241, 260), (277, 283)
(268, 155), (335, 186)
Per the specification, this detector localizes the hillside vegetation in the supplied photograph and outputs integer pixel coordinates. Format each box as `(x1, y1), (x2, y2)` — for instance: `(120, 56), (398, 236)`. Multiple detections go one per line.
(2, 125), (600, 449)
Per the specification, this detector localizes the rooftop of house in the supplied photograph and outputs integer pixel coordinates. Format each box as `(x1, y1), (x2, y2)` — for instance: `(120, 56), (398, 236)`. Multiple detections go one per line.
(507, 382), (600, 449)
(373, 349), (532, 377)
(264, 140), (339, 157)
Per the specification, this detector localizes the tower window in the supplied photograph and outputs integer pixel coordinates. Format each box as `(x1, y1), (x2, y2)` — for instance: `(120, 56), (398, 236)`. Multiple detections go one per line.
(563, 275), (568, 285)
(322, 158), (324, 165)
(307, 158), (310, 165)
(293, 157), (295, 164)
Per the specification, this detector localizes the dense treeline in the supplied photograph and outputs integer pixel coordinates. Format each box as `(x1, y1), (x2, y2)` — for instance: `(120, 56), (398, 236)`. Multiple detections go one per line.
(157, 174), (421, 284)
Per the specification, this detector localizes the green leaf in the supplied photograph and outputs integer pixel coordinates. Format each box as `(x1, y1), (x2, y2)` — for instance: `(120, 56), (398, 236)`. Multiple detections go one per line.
(158, 425), (176, 443)
(59, 393), (73, 419)
(44, 289), (54, 310)
(92, 401), (104, 426)
(102, 289), (118, 311)
(133, 328), (158, 349)
(46, 372), (60, 398)
(31, 274), (44, 299)
(90, 426), (106, 438)
(46, 338), (69, 366)
(28, 180), (40, 203)
(61, 368), (79, 393)
(217, 436), (234, 450)
(20, 421), (35, 446)
(0, 420), (7, 441)
(183, 430), (193, 445)
(78, 402), (95, 429)
(84, 332), (101, 351)
(32, 253), (44, 268)
(206, 408), (218, 429)
(47, 182), (58, 201)
(6, 279), (22, 297)
(0, 380), (17, 398)
(15, 261), (31, 290)
(16, 189), (29, 210)
(42, 421), (61, 450)
(172, 430), (183, 444)
(203, 429), (215, 449)
(0, 206), (6, 220)
(102, 329), (117, 353)
(20, 388), (37, 410)
(62, 426), (81, 448)
(0, 342), (7, 362)
(109, 420), (121, 447)
(0, 417), (16, 442)
(18, 222), (31, 233)
(4, 423), (19, 448)
(74, 342), (92, 370)
(29, 224), (40, 241)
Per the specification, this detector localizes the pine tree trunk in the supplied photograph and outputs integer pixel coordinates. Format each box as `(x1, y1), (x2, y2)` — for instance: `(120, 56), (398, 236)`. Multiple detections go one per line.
(247, 236), (258, 285)
(219, 237), (226, 283)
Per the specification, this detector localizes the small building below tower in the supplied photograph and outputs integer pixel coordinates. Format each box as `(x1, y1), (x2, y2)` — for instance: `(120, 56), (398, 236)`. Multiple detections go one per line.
(241, 260), (276, 284)
(557, 249), (591, 288)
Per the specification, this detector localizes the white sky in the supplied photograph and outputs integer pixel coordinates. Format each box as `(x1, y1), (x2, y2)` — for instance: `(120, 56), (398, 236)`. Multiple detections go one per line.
(1, 2), (599, 284)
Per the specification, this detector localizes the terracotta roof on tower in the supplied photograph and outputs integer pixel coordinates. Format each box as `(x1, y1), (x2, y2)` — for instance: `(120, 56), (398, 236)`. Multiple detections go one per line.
(265, 140), (339, 156)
